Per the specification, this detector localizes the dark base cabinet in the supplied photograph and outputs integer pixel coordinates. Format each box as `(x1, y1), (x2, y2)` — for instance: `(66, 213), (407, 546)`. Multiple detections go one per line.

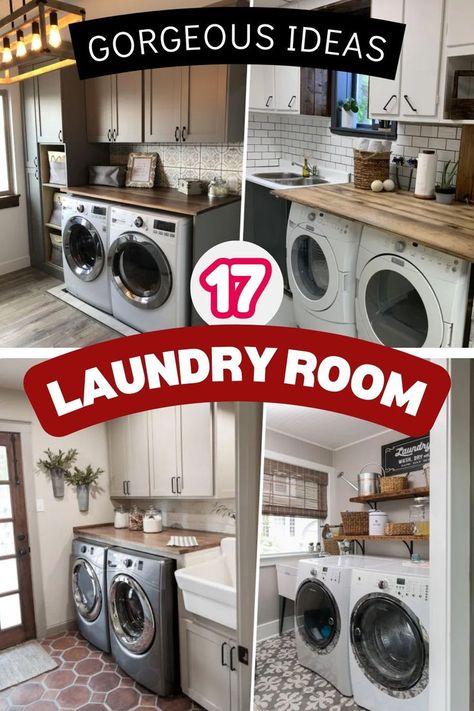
(243, 181), (291, 291)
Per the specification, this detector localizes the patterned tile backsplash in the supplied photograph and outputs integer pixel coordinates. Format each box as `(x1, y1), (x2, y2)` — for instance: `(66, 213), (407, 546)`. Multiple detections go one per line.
(110, 142), (244, 192)
(247, 112), (463, 190)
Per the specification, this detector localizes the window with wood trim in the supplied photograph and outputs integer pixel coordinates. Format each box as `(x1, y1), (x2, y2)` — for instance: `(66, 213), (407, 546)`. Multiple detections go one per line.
(0, 91), (15, 199)
(262, 458), (328, 519)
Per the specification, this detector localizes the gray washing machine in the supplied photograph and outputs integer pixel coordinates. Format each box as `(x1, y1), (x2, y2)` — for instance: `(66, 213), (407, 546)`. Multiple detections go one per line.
(107, 547), (179, 696)
(71, 539), (110, 652)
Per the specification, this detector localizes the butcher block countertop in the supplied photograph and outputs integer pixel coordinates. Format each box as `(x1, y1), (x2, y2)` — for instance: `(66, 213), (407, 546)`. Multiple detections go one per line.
(274, 183), (474, 261)
(63, 185), (240, 217)
(73, 524), (225, 558)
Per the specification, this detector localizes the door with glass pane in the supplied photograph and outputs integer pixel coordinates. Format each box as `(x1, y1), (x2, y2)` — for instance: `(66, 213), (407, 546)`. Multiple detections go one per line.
(0, 433), (35, 649)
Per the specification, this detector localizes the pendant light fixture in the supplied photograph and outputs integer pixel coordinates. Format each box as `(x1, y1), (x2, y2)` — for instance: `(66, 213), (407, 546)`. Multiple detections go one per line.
(16, 29), (26, 57)
(48, 11), (61, 48)
(30, 20), (41, 51)
(2, 37), (12, 64)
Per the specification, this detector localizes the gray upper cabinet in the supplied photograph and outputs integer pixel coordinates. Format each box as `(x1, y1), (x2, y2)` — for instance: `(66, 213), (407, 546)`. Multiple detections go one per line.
(85, 71), (143, 143)
(144, 65), (246, 144)
(36, 71), (63, 143)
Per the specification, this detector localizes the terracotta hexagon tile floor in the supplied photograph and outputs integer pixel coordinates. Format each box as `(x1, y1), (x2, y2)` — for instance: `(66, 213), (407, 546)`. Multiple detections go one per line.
(0, 630), (203, 710)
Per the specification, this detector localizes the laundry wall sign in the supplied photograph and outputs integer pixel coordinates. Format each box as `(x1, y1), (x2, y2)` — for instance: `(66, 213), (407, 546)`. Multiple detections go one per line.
(382, 435), (430, 475)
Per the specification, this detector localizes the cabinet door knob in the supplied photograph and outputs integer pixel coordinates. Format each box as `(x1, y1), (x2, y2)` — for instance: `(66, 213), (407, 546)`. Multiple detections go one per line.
(175, 126), (180, 142)
(221, 642), (229, 667)
(181, 126), (187, 142)
(382, 94), (397, 111)
(403, 94), (417, 112)
(288, 95), (296, 108)
(265, 95), (273, 107)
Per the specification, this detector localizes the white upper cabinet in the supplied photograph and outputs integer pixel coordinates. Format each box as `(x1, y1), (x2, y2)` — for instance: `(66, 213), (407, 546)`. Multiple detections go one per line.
(249, 65), (300, 113)
(179, 404), (214, 497)
(369, 0), (445, 121)
(107, 413), (149, 497)
(445, 0), (474, 48)
(149, 407), (180, 497)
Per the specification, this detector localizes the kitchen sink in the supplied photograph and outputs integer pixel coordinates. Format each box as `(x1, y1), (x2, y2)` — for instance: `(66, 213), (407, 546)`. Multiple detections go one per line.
(253, 171), (328, 186)
(279, 177), (328, 186)
(174, 537), (236, 629)
(253, 171), (300, 180)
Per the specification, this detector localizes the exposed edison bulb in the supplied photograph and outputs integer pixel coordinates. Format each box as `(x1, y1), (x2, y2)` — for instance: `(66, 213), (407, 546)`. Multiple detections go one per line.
(48, 11), (61, 48)
(16, 30), (27, 58)
(31, 21), (42, 52)
(2, 38), (12, 64)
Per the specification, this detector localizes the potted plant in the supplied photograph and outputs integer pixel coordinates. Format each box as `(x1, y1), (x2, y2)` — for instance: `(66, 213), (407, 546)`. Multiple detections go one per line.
(37, 448), (78, 498)
(339, 97), (359, 129)
(66, 465), (104, 512)
(435, 160), (458, 204)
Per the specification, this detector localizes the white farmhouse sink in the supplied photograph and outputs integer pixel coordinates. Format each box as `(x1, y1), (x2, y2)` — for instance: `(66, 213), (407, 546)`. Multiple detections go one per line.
(175, 537), (237, 629)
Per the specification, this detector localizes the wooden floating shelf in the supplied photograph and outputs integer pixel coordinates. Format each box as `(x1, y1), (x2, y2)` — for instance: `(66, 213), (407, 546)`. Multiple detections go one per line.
(349, 487), (430, 505)
(43, 183), (67, 189)
(333, 534), (429, 542)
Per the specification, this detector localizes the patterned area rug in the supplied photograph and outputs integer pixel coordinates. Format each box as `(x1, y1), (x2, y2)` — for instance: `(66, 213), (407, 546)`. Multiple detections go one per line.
(254, 631), (362, 710)
(0, 641), (57, 691)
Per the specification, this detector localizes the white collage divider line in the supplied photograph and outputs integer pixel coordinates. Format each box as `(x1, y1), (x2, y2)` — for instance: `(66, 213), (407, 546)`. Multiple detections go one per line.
(239, 61), (253, 242)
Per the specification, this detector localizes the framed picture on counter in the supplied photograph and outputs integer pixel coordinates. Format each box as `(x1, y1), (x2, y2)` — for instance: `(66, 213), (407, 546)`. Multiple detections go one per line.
(126, 152), (158, 188)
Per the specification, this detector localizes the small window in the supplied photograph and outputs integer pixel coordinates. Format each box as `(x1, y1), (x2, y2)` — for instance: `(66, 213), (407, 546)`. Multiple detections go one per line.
(0, 91), (16, 199)
(331, 71), (397, 140)
(260, 515), (321, 554)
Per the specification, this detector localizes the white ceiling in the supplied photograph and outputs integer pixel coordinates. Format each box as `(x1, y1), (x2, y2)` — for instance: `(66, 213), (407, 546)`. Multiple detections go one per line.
(265, 403), (387, 451)
(0, 358), (49, 391)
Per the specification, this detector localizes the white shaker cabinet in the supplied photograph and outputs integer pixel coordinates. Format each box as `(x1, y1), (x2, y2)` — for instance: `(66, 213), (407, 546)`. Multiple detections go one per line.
(369, 0), (444, 121)
(249, 65), (300, 113)
(181, 619), (238, 711)
(149, 407), (180, 496)
(107, 413), (150, 497)
(275, 66), (301, 113)
(249, 65), (276, 111)
(445, 0), (474, 48)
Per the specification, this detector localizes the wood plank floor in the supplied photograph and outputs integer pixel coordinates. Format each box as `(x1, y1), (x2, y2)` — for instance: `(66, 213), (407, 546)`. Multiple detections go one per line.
(0, 268), (121, 347)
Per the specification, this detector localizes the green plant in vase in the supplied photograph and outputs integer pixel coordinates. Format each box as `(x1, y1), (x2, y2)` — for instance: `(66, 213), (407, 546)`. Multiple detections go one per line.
(36, 448), (78, 499)
(338, 97), (359, 129)
(435, 160), (458, 204)
(66, 465), (104, 512)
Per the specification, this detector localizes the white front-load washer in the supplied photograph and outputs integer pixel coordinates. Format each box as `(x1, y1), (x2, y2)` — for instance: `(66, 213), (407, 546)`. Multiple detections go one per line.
(294, 555), (392, 697)
(349, 566), (429, 711)
(108, 206), (192, 331)
(355, 225), (471, 347)
(62, 197), (112, 313)
(287, 202), (362, 336)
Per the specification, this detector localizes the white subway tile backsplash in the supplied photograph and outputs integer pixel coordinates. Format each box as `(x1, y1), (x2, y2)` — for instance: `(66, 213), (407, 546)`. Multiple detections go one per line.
(428, 137), (447, 150)
(438, 126), (457, 139)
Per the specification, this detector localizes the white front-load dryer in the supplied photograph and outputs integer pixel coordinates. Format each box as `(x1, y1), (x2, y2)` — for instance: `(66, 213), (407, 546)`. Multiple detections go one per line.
(349, 566), (429, 711)
(287, 202), (362, 336)
(294, 555), (392, 697)
(108, 206), (192, 331)
(71, 538), (110, 653)
(355, 225), (471, 347)
(62, 197), (111, 313)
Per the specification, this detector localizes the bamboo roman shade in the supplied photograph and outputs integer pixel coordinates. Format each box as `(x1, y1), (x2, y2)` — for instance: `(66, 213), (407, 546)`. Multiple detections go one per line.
(262, 458), (328, 519)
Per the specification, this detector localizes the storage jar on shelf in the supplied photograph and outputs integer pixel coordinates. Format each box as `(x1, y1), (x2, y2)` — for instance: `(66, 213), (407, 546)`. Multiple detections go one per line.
(129, 505), (144, 531)
(409, 497), (430, 536)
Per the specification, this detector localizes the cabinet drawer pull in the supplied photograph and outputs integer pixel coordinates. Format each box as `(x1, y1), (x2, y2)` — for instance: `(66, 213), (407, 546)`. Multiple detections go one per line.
(112, 128), (117, 141)
(403, 94), (417, 112)
(181, 126), (187, 142)
(230, 646), (236, 671)
(265, 95), (273, 107)
(175, 126), (180, 142)
(107, 128), (112, 141)
(122, 480), (126, 495)
(126, 480), (130, 495)
(382, 94), (397, 111)
(288, 95), (296, 108)
(171, 476), (176, 494)
(176, 476), (181, 495)
(221, 641), (229, 667)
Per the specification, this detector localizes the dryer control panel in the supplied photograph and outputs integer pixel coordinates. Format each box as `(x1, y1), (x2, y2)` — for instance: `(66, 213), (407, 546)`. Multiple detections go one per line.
(354, 570), (429, 602)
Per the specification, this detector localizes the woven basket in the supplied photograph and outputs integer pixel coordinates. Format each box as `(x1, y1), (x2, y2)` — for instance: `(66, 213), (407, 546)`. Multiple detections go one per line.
(323, 538), (340, 556)
(353, 150), (390, 190)
(384, 522), (414, 536)
(341, 510), (369, 536)
(379, 474), (409, 493)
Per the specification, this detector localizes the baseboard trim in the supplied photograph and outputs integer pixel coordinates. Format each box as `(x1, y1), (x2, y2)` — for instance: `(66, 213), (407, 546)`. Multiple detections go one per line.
(257, 617), (293, 642)
(45, 620), (77, 637)
(0, 256), (30, 276)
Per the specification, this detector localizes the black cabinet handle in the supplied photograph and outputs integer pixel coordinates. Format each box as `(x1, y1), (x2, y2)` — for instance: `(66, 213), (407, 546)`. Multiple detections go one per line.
(265, 95), (273, 107)
(126, 480), (130, 495)
(288, 95), (296, 108)
(230, 646), (236, 671)
(221, 642), (229, 667)
(175, 126), (180, 142)
(403, 94), (417, 112)
(176, 476), (181, 495)
(171, 476), (176, 494)
(34, 168), (38, 181)
(112, 128), (117, 142)
(58, 129), (62, 142)
(382, 94), (397, 111)
(181, 126), (187, 142)
(107, 128), (112, 141)
(34, 156), (38, 167)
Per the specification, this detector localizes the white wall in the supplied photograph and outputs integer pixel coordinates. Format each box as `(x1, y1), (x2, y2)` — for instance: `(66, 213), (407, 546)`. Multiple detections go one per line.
(0, 387), (113, 636)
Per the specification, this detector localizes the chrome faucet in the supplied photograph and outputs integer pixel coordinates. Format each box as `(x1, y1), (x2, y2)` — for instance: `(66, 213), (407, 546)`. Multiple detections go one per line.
(292, 160), (318, 176)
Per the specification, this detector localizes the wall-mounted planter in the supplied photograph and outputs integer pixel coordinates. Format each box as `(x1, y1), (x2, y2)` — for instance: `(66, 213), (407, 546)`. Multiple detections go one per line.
(77, 484), (90, 512)
(50, 468), (66, 498)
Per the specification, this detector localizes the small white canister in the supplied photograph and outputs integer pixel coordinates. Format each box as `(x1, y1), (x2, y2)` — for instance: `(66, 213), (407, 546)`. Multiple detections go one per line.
(114, 506), (129, 529)
(369, 510), (388, 535)
(143, 507), (163, 534)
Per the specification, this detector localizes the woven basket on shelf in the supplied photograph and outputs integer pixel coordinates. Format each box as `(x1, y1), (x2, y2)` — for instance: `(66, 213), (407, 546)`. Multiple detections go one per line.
(353, 149), (390, 190)
(379, 474), (409, 493)
(341, 510), (369, 536)
(384, 522), (414, 536)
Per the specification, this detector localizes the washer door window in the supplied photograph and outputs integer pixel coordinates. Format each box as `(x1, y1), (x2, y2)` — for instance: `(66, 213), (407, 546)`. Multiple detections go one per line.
(290, 231), (339, 311)
(72, 559), (102, 622)
(108, 574), (155, 654)
(63, 216), (105, 282)
(351, 594), (428, 695)
(295, 580), (340, 653)
(358, 256), (444, 347)
(110, 233), (172, 310)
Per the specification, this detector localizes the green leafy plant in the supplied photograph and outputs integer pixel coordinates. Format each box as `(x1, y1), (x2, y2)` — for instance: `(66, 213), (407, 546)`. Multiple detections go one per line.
(65, 465), (104, 487)
(436, 160), (458, 192)
(339, 97), (359, 113)
(37, 448), (78, 473)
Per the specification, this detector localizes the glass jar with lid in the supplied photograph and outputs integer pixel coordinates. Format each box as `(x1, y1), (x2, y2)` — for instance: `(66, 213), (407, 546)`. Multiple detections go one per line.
(143, 506), (163, 534)
(114, 505), (129, 529)
(409, 497), (430, 536)
(128, 505), (144, 531)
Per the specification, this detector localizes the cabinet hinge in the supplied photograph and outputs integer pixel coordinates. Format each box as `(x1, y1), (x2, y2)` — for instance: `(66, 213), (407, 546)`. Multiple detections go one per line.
(238, 645), (249, 666)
